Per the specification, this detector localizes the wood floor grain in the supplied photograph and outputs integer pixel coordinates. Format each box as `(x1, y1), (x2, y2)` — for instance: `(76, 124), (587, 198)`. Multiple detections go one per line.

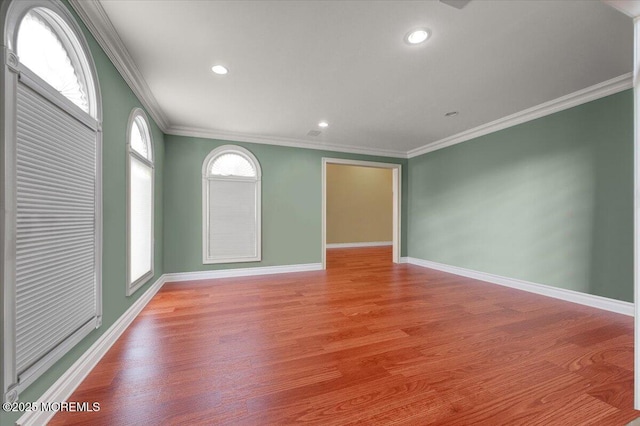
(50, 247), (639, 425)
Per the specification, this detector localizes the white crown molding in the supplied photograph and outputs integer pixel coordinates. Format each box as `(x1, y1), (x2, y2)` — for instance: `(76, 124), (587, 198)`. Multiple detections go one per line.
(17, 275), (166, 426)
(326, 241), (393, 249)
(406, 257), (633, 316)
(66, 0), (631, 160)
(602, 0), (640, 18)
(407, 73), (633, 159)
(166, 125), (408, 159)
(68, 0), (170, 131)
(164, 262), (323, 283)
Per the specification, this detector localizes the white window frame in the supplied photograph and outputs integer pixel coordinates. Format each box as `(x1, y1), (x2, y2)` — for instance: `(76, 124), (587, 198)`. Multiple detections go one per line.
(126, 108), (154, 296)
(202, 145), (262, 264)
(1, 0), (102, 403)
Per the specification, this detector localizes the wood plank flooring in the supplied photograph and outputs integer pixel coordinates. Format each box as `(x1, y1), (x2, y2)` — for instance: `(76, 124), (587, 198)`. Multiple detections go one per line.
(50, 247), (639, 425)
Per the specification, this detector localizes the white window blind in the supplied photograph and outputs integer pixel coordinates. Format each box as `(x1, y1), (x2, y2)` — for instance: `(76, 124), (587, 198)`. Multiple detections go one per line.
(129, 156), (153, 284)
(14, 78), (99, 386)
(202, 146), (261, 264)
(2, 1), (101, 403)
(207, 180), (258, 259)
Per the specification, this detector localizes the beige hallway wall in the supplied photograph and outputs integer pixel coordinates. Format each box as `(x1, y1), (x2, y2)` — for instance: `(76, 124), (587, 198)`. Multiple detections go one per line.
(326, 164), (392, 244)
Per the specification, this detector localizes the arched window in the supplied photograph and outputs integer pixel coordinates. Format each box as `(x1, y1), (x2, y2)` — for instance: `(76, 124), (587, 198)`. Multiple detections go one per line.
(2, 0), (102, 402)
(202, 146), (262, 264)
(127, 108), (154, 295)
(17, 8), (92, 114)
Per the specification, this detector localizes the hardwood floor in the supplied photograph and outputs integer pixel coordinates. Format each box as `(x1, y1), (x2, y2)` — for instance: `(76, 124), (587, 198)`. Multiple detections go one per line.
(51, 247), (639, 425)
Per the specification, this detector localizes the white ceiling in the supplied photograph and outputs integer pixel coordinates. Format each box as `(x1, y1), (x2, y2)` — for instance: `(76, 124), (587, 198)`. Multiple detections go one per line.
(96, 0), (633, 156)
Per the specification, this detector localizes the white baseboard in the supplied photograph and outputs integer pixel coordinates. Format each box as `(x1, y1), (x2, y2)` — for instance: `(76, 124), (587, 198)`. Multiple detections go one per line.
(406, 257), (633, 316)
(17, 275), (166, 426)
(15, 261), (324, 425)
(326, 241), (393, 249)
(164, 262), (323, 283)
(21, 257), (628, 426)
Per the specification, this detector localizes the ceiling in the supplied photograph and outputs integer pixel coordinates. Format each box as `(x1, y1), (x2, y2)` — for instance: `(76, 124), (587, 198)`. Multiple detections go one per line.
(92, 0), (633, 157)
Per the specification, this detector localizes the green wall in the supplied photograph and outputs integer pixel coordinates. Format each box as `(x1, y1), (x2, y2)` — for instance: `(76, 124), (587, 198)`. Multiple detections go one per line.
(1, 1), (165, 424)
(408, 90), (634, 302)
(0, 0), (635, 423)
(163, 135), (408, 273)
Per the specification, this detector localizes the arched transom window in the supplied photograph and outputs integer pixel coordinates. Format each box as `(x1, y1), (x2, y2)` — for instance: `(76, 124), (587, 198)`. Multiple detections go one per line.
(202, 146), (262, 264)
(16, 6), (97, 117)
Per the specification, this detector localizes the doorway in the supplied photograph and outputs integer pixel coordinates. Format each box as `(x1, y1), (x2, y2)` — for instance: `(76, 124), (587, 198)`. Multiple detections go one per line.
(321, 158), (401, 269)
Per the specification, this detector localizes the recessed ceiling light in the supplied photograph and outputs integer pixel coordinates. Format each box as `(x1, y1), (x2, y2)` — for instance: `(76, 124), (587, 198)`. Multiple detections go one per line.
(211, 65), (228, 75)
(318, 121), (329, 128)
(405, 28), (431, 45)
(445, 111), (459, 117)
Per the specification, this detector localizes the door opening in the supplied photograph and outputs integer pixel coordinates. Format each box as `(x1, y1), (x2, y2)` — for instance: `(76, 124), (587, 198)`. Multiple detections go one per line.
(321, 158), (401, 269)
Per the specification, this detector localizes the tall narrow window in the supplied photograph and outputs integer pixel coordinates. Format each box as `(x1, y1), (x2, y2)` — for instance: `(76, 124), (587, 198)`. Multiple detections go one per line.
(2, 0), (101, 402)
(127, 109), (154, 295)
(203, 146), (262, 264)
